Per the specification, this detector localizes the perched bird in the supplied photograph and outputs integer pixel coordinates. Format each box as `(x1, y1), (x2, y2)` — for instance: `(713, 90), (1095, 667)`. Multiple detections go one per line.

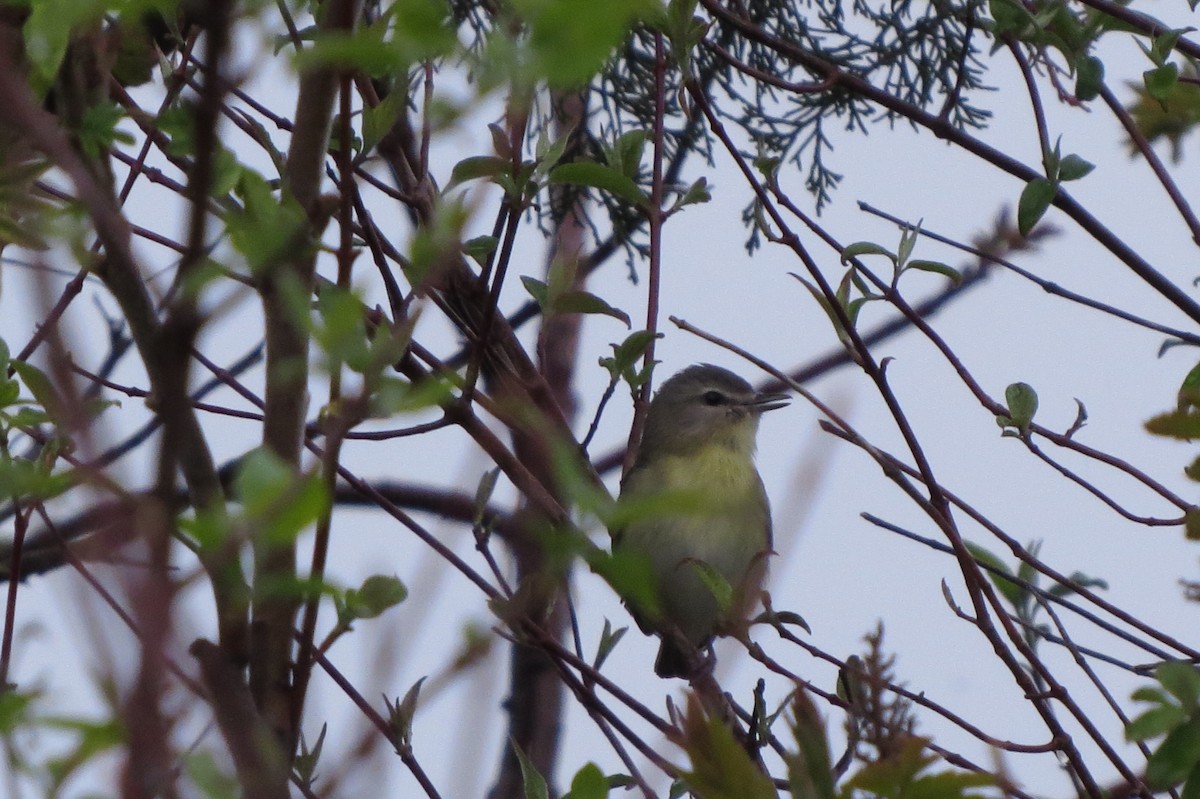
(613, 364), (788, 678)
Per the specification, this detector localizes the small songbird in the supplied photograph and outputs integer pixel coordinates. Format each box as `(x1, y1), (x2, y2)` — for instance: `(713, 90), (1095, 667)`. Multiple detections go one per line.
(612, 364), (788, 678)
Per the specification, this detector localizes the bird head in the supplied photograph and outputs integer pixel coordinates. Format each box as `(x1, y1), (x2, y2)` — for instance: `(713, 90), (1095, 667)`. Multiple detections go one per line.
(637, 364), (789, 459)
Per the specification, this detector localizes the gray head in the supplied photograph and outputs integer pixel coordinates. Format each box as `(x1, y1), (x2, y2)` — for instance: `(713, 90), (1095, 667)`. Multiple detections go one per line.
(635, 364), (789, 461)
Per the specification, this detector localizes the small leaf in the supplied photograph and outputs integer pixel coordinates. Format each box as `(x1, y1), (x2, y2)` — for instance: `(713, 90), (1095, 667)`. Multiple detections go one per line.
(473, 468), (501, 528)
(1075, 54), (1104, 101)
(512, 739), (550, 799)
(549, 162), (646, 205)
(11, 360), (61, 421)
(1005, 382), (1039, 429)
(1146, 410), (1200, 440)
(382, 676), (427, 755)
(601, 330), (661, 379)
(897, 222), (921, 266)
(593, 619), (627, 671)
(1046, 571), (1108, 599)
(448, 155), (511, 188)
(1134, 686), (1172, 705)
(840, 241), (895, 265)
(345, 575), (408, 620)
(1018, 178), (1056, 235)
(787, 690), (837, 799)
(551, 290), (631, 327)
(362, 92), (407, 154)
(687, 560), (732, 613)
(1186, 508), (1200, 540)
(563, 762), (609, 799)
(905, 259), (962, 284)
(610, 129), (647, 179)
(965, 542), (1023, 609)
(1145, 63), (1180, 102)
(294, 724), (327, 787)
(521, 276), (550, 308)
(1057, 153), (1095, 182)
(1160, 663), (1200, 709)
(463, 235), (499, 267)
(675, 176), (711, 208)
(489, 123), (513, 160)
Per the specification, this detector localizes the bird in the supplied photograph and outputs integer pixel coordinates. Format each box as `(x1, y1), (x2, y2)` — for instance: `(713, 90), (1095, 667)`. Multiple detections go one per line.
(612, 363), (788, 678)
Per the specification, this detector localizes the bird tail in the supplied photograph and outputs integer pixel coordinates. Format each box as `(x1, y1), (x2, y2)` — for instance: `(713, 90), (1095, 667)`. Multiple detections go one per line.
(654, 641), (690, 678)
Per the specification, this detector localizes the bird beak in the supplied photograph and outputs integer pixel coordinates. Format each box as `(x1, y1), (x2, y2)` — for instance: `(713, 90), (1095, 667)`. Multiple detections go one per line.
(747, 391), (790, 413)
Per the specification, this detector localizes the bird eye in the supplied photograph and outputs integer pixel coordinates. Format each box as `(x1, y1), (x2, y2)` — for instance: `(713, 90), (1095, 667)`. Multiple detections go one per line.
(702, 390), (725, 406)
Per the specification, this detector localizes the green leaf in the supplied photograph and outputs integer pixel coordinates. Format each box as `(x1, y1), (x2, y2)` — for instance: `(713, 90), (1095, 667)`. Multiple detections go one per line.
(1147, 716), (1200, 788)
(11, 360), (61, 422)
(1002, 382), (1038, 430)
(296, 2), (455, 75)
(589, 548), (661, 620)
(23, 0), (106, 97)
(840, 241), (895, 265)
(1184, 761), (1200, 799)
(1134, 686), (1172, 705)
(77, 102), (136, 160)
(344, 574), (408, 620)
(549, 162), (646, 205)
(563, 763), (609, 799)
(1128, 705), (1189, 742)
(1075, 54), (1104, 101)
(1146, 409), (1200, 440)
(362, 91), (407, 155)
(1046, 571), (1108, 599)
(385, 676), (426, 751)
(0, 689), (36, 734)
(897, 222), (921, 267)
(1145, 63), (1180, 102)
(965, 542), (1023, 609)
(314, 286), (370, 371)
(532, 123), (574, 180)
(551, 290), (632, 327)
(687, 559), (733, 613)
(511, 739), (550, 799)
(227, 171), (311, 274)
(463, 235), (499, 267)
(674, 177), (712, 209)
(1017, 178), (1056, 235)
(473, 467), (501, 528)
(186, 750), (241, 799)
(787, 690), (837, 799)
(234, 448), (330, 546)
(600, 330), (661, 380)
(1187, 508), (1200, 540)
(905, 768), (997, 799)
(680, 695), (778, 799)
(370, 376), (454, 417)
(905, 260), (962, 284)
(609, 129), (647, 178)
(294, 723), (326, 788)
(1057, 153), (1095, 182)
(593, 619), (626, 671)
(1160, 663), (1200, 709)
(1178, 362), (1200, 408)
(448, 155), (512, 189)
(521, 276), (550, 308)
(515, 0), (652, 89)
(846, 737), (936, 797)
